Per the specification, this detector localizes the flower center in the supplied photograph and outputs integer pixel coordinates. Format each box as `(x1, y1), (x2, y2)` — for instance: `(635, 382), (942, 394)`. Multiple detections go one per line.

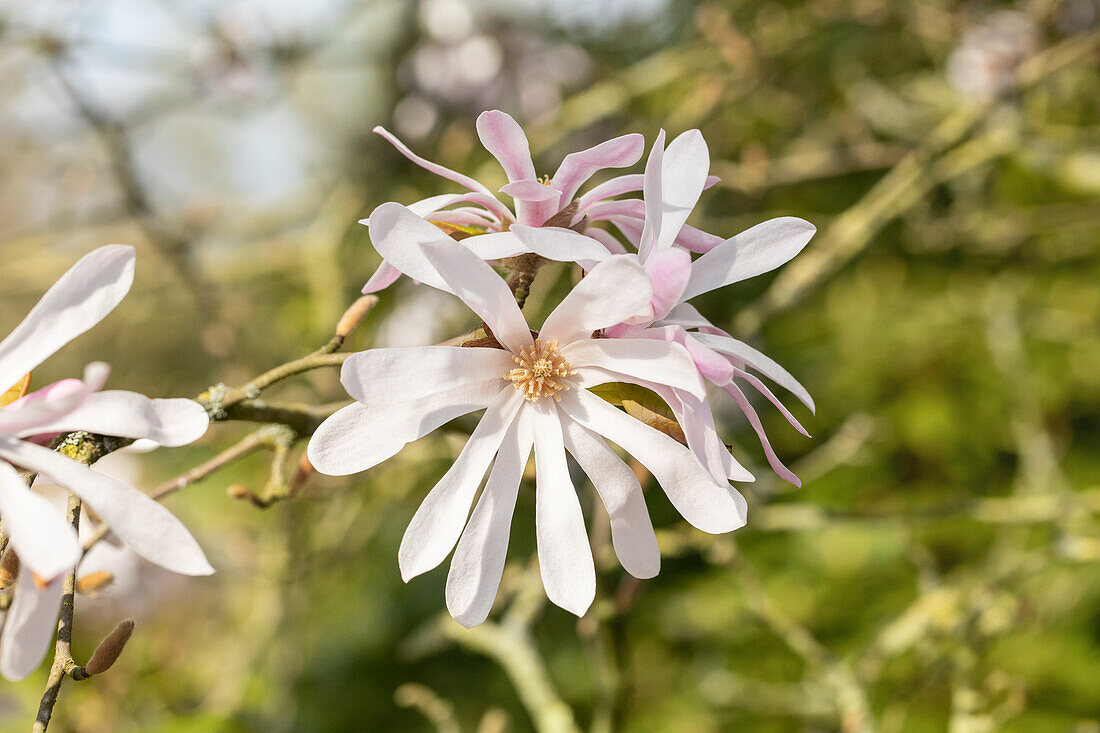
(505, 339), (576, 402)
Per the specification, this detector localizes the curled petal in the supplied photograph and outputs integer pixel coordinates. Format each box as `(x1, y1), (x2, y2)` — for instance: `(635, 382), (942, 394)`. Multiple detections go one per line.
(476, 110), (537, 183)
(551, 133), (645, 204)
(375, 126), (495, 197)
(724, 381), (801, 487)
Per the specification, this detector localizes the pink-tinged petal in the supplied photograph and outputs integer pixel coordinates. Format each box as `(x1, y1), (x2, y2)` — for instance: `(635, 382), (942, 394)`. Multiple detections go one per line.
(583, 227), (628, 255)
(20, 393), (208, 447)
(420, 240), (534, 354)
(643, 247), (692, 321)
(531, 403), (595, 616)
(639, 327), (733, 385)
(540, 256), (652, 346)
(427, 210), (496, 228)
(399, 390), (524, 581)
(0, 462), (80, 581)
(446, 410), (533, 628)
(0, 572), (64, 680)
(681, 217), (817, 300)
(559, 389), (748, 534)
(375, 126), (495, 198)
(690, 332), (815, 413)
(0, 439), (213, 576)
(608, 216), (643, 247)
(574, 174), (644, 218)
(655, 385), (754, 483)
(499, 179), (561, 203)
(476, 110), (537, 183)
(637, 129), (665, 261)
(308, 380), (505, 476)
(0, 363), (110, 436)
(561, 420), (659, 579)
(673, 223), (724, 254)
(0, 245), (133, 391)
(652, 129), (711, 254)
(551, 133), (645, 204)
(340, 346), (513, 407)
(562, 338), (705, 399)
(361, 261), (403, 294)
(732, 366), (810, 437)
(723, 382), (801, 487)
(358, 194), (466, 227)
(361, 192), (514, 227)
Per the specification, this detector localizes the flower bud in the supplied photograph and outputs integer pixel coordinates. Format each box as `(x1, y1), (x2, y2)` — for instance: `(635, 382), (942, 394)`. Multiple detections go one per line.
(84, 619), (135, 676)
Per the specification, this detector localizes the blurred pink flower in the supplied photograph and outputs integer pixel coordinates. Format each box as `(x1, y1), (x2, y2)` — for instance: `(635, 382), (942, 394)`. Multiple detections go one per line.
(310, 209), (748, 626)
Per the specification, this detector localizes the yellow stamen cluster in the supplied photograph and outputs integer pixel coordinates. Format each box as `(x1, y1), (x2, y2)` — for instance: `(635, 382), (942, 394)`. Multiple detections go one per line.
(538, 173), (552, 185)
(505, 339), (577, 402)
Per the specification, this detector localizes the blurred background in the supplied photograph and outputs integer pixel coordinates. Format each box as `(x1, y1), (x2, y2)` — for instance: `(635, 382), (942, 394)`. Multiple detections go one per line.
(0, 0), (1098, 730)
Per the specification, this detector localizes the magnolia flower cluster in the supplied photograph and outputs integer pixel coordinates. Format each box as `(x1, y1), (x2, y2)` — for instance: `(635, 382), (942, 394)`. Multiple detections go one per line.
(0, 246), (212, 680)
(308, 111), (817, 626)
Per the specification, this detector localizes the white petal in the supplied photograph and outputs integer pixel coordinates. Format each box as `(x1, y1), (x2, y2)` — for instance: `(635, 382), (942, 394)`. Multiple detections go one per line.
(308, 380), (504, 476)
(445, 410), (532, 627)
(656, 385), (754, 483)
(0, 439), (213, 576)
(340, 346), (513, 406)
(0, 362), (109, 436)
(531, 404), (595, 616)
(398, 390), (524, 581)
(584, 227), (628, 255)
(508, 225), (611, 267)
(367, 202), (457, 292)
(540, 256), (652, 346)
(562, 338), (705, 399)
(19, 393), (208, 446)
(0, 462), (80, 581)
(420, 240), (534, 355)
(637, 130), (665, 261)
(653, 129), (710, 254)
(559, 390), (748, 534)
(0, 572), (64, 680)
(690, 332), (815, 413)
(681, 217), (816, 301)
(0, 245), (134, 390)
(561, 421), (659, 579)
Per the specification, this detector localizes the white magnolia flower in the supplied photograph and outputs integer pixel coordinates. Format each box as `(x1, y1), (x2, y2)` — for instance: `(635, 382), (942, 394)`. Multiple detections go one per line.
(309, 205), (748, 626)
(0, 245), (212, 680)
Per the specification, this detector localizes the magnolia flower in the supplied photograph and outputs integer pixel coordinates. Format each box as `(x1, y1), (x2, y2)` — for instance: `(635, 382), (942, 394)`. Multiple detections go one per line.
(604, 129), (818, 486)
(0, 245), (212, 680)
(309, 205), (748, 626)
(362, 109), (720, 293)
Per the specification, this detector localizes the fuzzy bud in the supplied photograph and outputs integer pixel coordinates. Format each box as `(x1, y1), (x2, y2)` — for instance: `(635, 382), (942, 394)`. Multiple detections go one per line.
(0, 551), (19, 589)
(84, 619), (135, 676)
(76, 570), (115, 596)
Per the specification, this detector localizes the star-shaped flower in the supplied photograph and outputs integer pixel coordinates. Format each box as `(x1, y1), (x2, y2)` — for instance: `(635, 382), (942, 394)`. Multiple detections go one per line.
(309, 207), (748, 626)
